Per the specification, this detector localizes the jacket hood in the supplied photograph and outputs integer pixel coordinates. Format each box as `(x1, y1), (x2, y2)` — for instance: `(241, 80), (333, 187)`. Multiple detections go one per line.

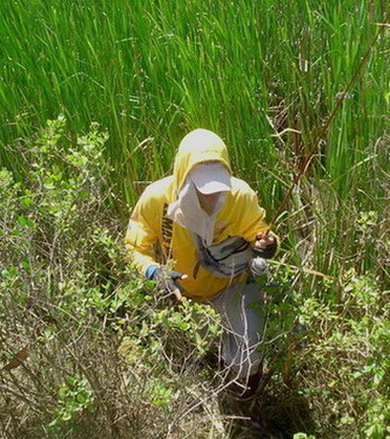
(173, 129), (232, 193)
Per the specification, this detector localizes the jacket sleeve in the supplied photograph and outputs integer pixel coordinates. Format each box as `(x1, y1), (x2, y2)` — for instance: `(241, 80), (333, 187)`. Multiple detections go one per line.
(124, 188), (161, 276)
(238, 188), (279, 249)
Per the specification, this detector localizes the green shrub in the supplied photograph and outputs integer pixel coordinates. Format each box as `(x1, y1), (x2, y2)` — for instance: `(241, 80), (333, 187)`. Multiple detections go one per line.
(0, 117), (226, 438)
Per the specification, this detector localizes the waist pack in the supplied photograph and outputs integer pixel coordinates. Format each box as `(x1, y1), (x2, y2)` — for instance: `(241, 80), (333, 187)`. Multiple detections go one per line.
(192, 234), (252, 278)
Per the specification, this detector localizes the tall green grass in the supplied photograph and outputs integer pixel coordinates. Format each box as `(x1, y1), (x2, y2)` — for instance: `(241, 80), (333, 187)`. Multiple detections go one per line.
(0, 0), (389, 278)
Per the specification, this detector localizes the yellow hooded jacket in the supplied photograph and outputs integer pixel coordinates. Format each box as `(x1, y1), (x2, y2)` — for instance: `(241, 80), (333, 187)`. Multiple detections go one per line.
(125, 129), (271, 301)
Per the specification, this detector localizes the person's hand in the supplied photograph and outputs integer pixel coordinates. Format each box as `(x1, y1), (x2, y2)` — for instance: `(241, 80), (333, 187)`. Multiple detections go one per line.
(253, 231), (278, 259)
(151, 268), (188, 302)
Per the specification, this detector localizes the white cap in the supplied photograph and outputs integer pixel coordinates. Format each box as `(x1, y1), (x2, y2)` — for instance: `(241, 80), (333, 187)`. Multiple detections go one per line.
(190, 162), (231, 194)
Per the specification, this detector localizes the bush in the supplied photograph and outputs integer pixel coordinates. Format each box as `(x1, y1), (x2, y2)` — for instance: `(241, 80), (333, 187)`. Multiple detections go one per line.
(1, 117), (388, 439)
(0, 117), (225, 438)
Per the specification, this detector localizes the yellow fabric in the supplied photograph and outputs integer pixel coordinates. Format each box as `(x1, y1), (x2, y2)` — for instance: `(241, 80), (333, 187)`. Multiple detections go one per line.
(125, 128), (273, 301)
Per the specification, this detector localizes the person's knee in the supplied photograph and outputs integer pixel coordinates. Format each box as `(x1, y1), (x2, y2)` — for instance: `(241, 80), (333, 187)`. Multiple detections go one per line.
(227, 345), (262, 379)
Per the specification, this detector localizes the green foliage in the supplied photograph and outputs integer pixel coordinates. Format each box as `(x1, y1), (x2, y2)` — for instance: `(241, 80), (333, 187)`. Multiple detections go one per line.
(150, 380), (173, 408)
(0, 117), (228, 438)
(151, 300), (222, 355)
(0, 117), (138, 437)
(294, 434), (316, 439)
(0, 0), (389, 435)
(0, 0), (388, 213)
(48, 374), (94, 429)
(363, 397), (390, 439)
(262, 262), (389, 438)
(0, 111), (388, 437)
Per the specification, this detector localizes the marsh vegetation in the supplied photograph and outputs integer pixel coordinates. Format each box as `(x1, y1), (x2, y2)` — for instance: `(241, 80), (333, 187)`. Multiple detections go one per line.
(0, 0), (389, 437)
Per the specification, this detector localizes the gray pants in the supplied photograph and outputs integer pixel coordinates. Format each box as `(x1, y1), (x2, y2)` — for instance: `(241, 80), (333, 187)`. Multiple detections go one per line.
(209, 280), (265, 380)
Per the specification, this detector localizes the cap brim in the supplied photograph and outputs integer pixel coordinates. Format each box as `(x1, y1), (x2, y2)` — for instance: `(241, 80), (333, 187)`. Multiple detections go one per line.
(190, 163), (232, 194)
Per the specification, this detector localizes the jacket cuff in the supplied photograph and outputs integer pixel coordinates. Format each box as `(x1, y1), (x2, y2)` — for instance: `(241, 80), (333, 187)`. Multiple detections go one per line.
(145, 265), (160, 280)
(252, 242), (278, 259)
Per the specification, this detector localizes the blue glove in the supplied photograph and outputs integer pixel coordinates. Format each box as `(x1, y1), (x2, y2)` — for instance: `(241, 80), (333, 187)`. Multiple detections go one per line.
(147, 266), (187, 297)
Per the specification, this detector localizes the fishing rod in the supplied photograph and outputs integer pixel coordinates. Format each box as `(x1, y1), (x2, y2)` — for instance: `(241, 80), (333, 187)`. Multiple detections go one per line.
(266, 16), (388, 232)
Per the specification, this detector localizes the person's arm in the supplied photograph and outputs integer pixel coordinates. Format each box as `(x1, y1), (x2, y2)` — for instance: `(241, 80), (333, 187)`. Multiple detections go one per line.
(237, 185), (279, 257)
(124, 189), (160, 277)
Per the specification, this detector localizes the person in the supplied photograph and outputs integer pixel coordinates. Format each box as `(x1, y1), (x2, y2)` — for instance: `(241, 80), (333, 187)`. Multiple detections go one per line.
(125, 128), (278, 398)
